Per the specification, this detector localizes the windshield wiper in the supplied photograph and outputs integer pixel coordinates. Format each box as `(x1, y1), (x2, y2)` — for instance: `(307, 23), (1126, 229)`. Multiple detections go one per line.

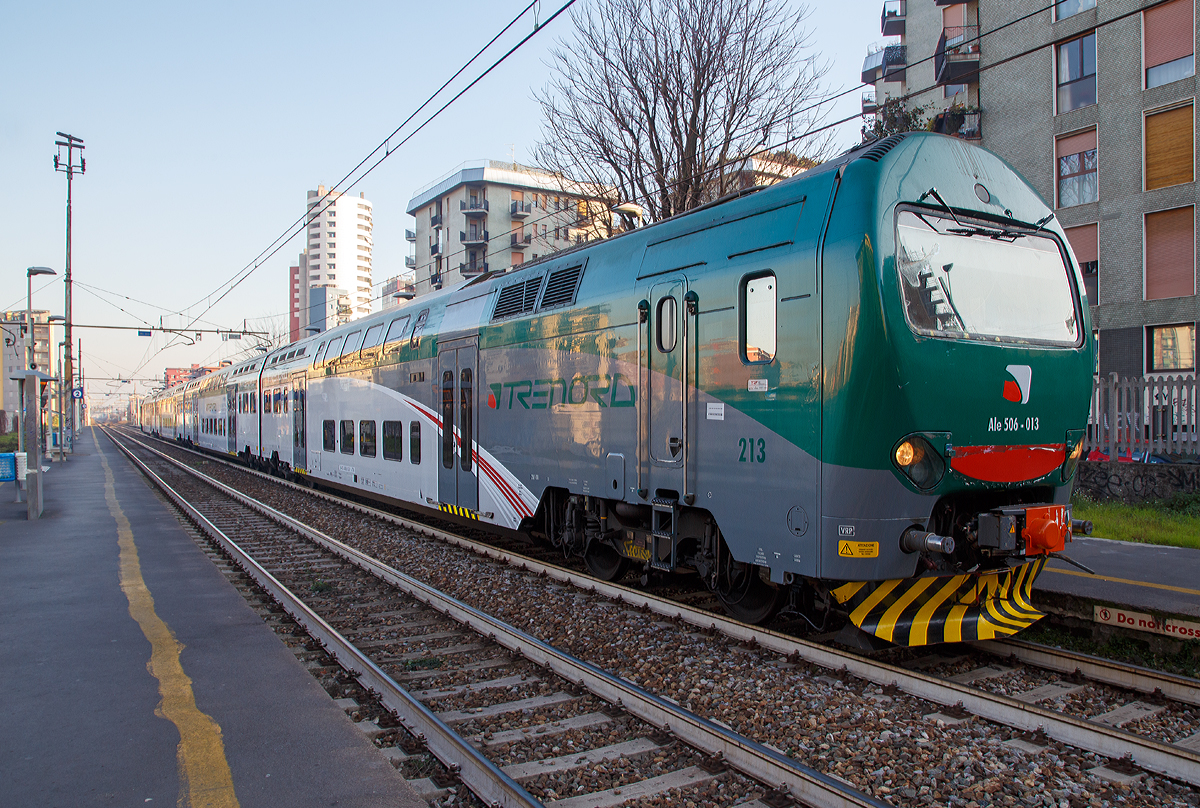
(919, 186), (1017, 240)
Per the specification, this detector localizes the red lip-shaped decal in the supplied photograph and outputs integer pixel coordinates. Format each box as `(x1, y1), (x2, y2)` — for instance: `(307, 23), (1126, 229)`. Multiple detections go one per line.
(1003, 380), (1022, 402)
(951, 443), (1065, 483)
(487, 393), (498, 409)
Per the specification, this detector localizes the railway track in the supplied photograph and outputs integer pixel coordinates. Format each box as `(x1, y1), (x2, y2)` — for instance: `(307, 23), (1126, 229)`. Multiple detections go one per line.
(115, 428), (1200, 805)
(108, 428), (881, 808)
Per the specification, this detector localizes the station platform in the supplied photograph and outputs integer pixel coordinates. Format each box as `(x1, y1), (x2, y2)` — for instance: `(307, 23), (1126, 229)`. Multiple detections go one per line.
(0, 427), (424, 808)
(1036, 535), (1200, 620)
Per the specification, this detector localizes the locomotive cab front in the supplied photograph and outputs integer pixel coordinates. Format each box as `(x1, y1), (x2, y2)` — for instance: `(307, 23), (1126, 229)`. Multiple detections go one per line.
(822, 134), (1095, 646)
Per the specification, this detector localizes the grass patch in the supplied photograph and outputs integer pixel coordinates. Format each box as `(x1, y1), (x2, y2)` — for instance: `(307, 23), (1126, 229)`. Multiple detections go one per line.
(1021, 620), (1200, 679)
(1071, 493), (1200, 550)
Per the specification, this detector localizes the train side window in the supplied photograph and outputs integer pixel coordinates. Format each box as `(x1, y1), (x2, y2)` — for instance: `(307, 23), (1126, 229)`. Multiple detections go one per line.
(342, 330), (364, 357)
(441, 370), (455, 469)
(741, 272), (777, 364)
(460, 367), (473, 472)
(275, 389), (283, 413)
(283, 387), (289, 413)
(340, 420), (355, 454)
(656, 297), (677, 352)
(383, 316), (411, 353)
(359, 420), (377, 457)
(262, 391), (270, 412)
(322, 420), (336, 451)
(410, 421), (421, 464)
(252, 391), (257, 414)
(362, 323), (384, 354)
(382, 420), (403, 461)
(324, 336), (345, 365)
(312, 342), (327, 367)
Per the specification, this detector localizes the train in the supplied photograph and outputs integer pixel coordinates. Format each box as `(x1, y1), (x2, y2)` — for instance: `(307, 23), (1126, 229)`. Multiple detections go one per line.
(141, 132), (1095, 647)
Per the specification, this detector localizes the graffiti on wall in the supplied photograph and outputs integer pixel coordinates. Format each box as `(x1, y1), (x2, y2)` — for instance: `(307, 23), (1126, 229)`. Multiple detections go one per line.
(1077, 461), (1200, 504)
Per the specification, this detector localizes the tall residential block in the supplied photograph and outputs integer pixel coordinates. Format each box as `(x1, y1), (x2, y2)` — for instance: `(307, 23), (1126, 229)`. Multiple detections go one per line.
(1, 310), (52, 434)
(405, 160), (609, 296)
(305, 186), (374, 319)
(862, 0), (1199, 380)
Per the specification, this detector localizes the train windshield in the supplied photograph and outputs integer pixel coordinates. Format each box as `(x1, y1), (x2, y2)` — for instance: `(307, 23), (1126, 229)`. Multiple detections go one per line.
(895, 210), (1080, 346)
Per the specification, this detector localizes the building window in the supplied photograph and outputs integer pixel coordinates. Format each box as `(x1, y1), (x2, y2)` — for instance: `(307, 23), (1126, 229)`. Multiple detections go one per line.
(1145, 206), (1195, 300)
(1054, 0), (1095, 21)
(1145, 104), (1194, 190)
(1056, 129), (1097, 207)
(1057, 33), (1096, 113)
(1145, 0), (1195, 88)
(944, 83), (967, 98)
(1064, 223), (1099, 304)
(1147, 323), (1196, 372)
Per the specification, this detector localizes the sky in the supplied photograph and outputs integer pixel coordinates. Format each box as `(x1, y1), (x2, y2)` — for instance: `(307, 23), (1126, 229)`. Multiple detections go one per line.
(2, 0), (883, 406)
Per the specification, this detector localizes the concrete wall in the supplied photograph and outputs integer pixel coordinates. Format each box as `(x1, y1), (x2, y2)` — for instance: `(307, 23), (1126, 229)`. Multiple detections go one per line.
(1077, 459), (1200, 502)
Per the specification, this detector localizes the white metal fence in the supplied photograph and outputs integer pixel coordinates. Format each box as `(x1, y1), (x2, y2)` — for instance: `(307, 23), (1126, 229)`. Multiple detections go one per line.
(1085, 373), (1199, 459)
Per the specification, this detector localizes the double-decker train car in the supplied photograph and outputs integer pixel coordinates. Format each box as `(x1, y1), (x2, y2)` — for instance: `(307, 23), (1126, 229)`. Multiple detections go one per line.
(142, 132), (1094, 646)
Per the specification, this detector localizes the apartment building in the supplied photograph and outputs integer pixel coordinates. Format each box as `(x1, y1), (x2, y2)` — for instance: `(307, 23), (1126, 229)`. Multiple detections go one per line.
(380, 274), (416, 309)
(405, 160), (608, 296)
(1, 310), (53, 433)
(862, 0), (1198, 379)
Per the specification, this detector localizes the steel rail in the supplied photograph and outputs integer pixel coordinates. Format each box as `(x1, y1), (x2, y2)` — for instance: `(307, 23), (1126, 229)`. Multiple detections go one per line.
(106, 430), (542, 808)
(119, 429), (1200, 786)
(113, 428), (885, 808)
(979, 638), (1200, 707)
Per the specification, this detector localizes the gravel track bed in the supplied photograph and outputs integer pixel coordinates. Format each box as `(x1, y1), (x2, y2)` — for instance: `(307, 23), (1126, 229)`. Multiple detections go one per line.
(140, 440), (1200, 806)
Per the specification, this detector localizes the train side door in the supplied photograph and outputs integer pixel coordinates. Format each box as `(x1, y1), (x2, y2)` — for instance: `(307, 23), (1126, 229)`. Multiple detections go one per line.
(227, 385), (237, 453)
(647, 277), (688, 496)
(291, 371), (307, 473)
(437, 340), (479, 512)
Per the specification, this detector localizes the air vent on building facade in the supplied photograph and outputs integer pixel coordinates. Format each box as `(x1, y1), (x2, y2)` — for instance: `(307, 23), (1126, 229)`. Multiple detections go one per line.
(538, 263), (584, 311)
(492, 276), (544, 320)
(859, 133), (909, 162)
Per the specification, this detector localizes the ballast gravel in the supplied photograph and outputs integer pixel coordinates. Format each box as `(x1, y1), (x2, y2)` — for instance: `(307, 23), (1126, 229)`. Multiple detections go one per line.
(168, 455), (1200, 807)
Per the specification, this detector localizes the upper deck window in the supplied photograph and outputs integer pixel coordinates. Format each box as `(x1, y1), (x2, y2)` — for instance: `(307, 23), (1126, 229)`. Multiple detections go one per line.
(895, 210), (1081, 346)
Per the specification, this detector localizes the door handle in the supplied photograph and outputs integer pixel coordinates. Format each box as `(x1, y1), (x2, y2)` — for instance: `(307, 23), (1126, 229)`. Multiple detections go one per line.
(669, 436), (682, 457)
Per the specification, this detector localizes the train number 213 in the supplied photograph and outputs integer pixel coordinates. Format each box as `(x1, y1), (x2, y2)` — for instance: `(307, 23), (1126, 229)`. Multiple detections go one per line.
(739, 437), (766, 463)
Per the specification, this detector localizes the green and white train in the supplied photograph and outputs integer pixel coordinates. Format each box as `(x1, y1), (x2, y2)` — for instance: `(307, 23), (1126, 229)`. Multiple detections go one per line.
(141, 132), (1095, 646)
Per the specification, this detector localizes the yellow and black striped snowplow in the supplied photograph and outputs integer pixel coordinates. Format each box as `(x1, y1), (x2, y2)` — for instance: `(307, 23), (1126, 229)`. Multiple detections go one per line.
(831, 557), (1048, 646)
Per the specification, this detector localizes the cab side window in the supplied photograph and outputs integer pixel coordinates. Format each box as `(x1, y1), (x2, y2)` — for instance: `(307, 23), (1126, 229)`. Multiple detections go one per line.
(741, 272), (777, 363)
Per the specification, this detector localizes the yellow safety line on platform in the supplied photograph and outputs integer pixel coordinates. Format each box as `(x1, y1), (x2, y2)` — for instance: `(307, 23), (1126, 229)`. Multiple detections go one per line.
(94, 429), (240, 808)
(1044, 566), (1200, 598)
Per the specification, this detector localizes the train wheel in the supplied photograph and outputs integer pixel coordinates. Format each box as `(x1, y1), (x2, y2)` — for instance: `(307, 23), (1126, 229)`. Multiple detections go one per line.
(584, 542), (631, 582)
(716, 560), (784, 624)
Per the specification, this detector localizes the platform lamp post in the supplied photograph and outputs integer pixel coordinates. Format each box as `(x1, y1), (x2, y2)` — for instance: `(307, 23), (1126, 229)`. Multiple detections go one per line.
(48, 315), (65, 462)
(25, 266), (56, 519)
(54, 132), (84, 454)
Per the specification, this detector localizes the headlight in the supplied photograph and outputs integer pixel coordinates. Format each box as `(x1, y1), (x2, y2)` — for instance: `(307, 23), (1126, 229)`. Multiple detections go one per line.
(892, 435), (945, 490)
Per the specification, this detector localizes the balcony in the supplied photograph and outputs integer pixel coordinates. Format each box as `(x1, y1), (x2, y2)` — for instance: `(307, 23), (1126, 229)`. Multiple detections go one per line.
(510, 232), (532, 248)
(461, 199), (489, 216)
(460, 229), (489, 246)
(405, 255), (416, 268)
(882, 44), (907, 81)
(405, 228), (416, 241)
(430, 213), (443, 228)
(862, 91), (878, 115)
(511, 201), (532, 218)
(861, 47), (885, 84)
(430, 273), (442, 290)
(430, 242), (441, 256)
(460, 261), (489, 276)
(935, 26), (980, 85)
(931, 107), (982, 140)
(881, 0), (905, 36)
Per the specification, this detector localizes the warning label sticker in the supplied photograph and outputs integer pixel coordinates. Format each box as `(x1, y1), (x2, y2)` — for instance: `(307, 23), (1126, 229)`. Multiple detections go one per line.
(1094, 606), (1200, 639)
(838, 541), (879, 558)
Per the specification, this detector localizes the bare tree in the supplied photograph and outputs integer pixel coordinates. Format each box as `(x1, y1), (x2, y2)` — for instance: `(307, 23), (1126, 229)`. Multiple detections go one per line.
(534, 0), (833, 223)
